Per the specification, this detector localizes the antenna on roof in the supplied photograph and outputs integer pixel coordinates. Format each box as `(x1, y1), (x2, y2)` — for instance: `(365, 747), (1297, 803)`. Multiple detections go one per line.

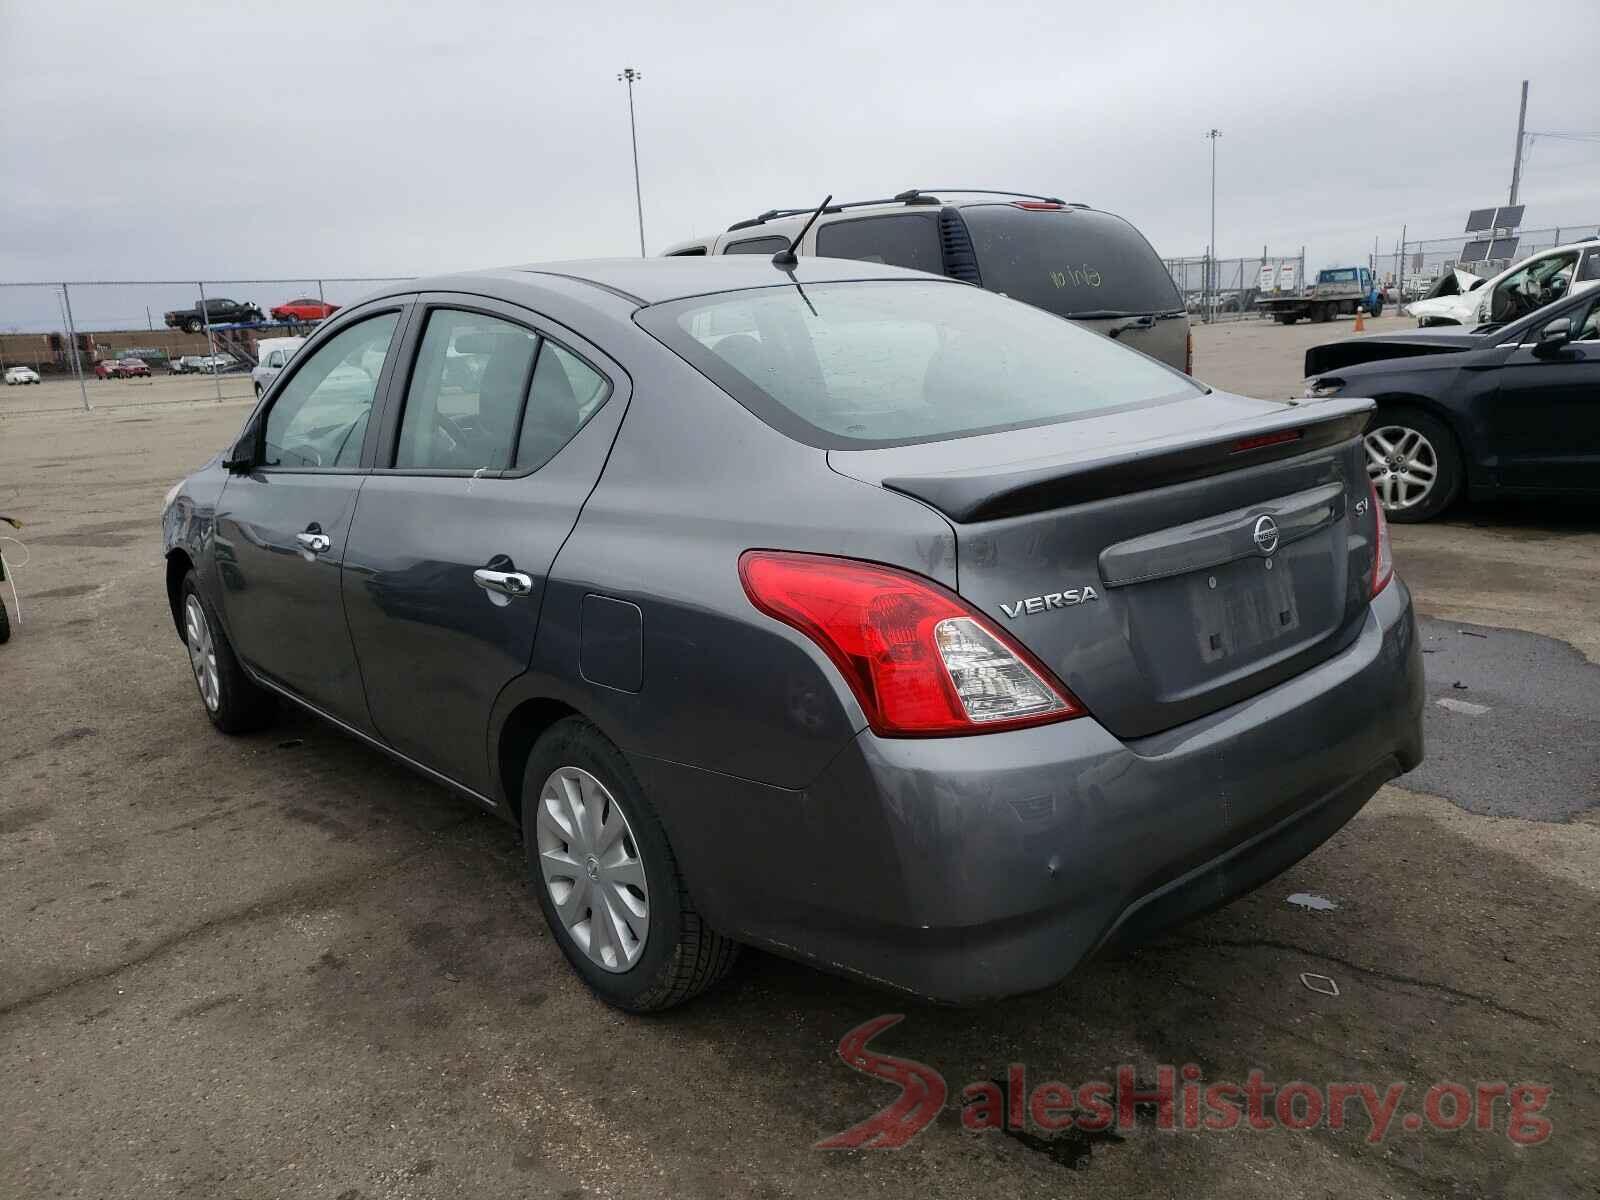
(772, 194), (832, 269)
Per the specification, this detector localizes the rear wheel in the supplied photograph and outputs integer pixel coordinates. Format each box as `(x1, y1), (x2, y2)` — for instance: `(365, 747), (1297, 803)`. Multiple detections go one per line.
(1276, 313), (1297, 325)
(1365, 407), (1462, 523)
(185, 318), (203, 334)
(522, 717), (738, 1012)
(179, 572), (275, 732)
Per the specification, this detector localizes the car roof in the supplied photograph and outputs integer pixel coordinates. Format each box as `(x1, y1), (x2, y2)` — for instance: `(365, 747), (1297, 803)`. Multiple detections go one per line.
(403, 256), (950, 307)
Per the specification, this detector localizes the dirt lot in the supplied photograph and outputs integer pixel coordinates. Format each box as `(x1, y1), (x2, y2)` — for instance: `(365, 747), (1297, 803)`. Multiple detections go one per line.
(2, 315), (1597, 1199)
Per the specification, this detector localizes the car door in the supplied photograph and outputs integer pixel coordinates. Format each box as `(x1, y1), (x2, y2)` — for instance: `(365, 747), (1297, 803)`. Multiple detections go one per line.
(341, 296), (629, 796)
(212, 303), (411, 729)
(1487, 294), (1600, 493)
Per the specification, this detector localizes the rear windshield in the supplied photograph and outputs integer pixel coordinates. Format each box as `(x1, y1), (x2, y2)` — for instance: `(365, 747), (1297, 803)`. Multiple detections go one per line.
(637, 280), (1200, 449)
(960, 205), (1182, 318)
(1320, 269), (1358, 283)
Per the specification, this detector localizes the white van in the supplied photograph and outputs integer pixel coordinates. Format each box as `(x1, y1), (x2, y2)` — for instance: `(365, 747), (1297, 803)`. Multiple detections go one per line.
(250, 337), (306, 397)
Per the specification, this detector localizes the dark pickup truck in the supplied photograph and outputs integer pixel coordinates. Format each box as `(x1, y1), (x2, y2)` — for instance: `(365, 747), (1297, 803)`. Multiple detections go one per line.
(163, 298), (264, 334)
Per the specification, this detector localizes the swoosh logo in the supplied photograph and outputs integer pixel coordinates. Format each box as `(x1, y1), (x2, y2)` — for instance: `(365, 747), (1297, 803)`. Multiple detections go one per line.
(815, 1014), (947, 1149)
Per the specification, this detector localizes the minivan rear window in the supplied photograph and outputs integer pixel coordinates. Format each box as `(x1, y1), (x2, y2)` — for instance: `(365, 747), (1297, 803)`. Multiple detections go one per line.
(961, 205), (1182, 318)
(638, 280), (1199, 449)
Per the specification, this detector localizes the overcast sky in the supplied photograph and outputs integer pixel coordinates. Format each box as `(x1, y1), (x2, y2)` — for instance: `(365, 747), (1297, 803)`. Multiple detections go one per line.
(3, 0), (1599, 329)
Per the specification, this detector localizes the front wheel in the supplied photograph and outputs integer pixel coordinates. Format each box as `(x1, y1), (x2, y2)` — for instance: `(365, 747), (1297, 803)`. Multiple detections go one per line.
(522, 717), (738, 1012)
(185, 318), (203, 334)
(179, 572), (275, 732)
(1371, 298), (1384, 318)
(1365, 408), (1462, 523)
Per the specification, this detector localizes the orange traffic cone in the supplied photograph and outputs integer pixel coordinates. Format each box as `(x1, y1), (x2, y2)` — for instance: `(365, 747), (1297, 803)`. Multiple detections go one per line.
(1354, 307), (1367, 332)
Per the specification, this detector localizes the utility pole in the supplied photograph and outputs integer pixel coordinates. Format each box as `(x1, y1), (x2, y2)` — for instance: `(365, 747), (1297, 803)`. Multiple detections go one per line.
(1204, 129), (1222, 323)
(1508, 79), (1529, 206)
(617, 68), (646, 257)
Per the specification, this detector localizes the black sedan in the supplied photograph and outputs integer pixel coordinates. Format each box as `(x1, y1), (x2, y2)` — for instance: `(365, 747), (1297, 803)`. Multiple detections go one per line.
(1303, 286), (1600, 521)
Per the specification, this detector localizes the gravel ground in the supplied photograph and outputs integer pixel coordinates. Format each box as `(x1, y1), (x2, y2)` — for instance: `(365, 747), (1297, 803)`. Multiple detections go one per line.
(1, 314), (1596, 1198)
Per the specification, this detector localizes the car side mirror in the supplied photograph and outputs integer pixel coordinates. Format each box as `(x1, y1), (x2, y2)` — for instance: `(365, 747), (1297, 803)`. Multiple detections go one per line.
(1534, 316), (1572, 355)
(223, 425), (258, 472)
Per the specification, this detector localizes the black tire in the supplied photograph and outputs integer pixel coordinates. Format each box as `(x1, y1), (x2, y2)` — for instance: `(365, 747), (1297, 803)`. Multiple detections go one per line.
(1276, 313), (1297, 325)
(178, 571), (275, 733)
(521, 717), (738, 1012)
(0, 591), (10, 644)
(1366, 406), (1463, 524)
(185, 318), (203, 334)
(1371, 298), (1385, 318)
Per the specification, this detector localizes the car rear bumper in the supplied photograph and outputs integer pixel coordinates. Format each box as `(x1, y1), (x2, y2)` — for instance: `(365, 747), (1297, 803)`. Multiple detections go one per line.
(634, 577), (1423, 1003)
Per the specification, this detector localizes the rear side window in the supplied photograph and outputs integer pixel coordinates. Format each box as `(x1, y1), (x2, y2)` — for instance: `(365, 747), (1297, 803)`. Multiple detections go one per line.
(639, 279), (1198, 449)
(516, 343), (609, 471)
(395, 310), (539, 470)
(815, 213), (943, 274)
(724, 236), (789, 255)
(960, 205), (1182, 317)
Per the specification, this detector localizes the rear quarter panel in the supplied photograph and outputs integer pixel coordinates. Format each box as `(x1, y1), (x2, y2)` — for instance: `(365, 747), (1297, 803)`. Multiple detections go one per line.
(509, 334), (958, 792)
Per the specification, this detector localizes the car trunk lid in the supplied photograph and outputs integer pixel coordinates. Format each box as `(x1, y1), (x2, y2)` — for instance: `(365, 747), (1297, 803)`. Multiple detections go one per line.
(829, 393), (1379, 738)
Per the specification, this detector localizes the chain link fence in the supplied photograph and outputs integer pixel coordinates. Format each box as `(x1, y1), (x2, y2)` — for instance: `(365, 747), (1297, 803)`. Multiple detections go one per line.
(1165, 253), (1307, 323)
(0, 277), (405, 414)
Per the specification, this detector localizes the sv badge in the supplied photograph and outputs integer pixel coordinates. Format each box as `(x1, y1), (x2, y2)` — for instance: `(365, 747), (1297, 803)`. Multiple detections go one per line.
(1001, 586), (1100, 619)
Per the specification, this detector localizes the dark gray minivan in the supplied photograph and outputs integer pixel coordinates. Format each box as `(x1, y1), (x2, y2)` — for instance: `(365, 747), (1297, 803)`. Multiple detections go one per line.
(663, 189), (1193, 372)
(163, 256), (1421, 1013)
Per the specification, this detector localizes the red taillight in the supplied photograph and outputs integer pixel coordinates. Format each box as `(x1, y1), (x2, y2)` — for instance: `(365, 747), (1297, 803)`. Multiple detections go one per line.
(738, 551), (1083, 737)
(1368, 478), (1393, 596)
(1010, 200), (1064, 210)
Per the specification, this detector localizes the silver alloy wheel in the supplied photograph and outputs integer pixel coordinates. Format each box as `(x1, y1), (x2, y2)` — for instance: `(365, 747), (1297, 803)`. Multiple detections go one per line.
(1365, 424), (1439, 512)
(535, 766), (649, 973)
(183, 594), (220, 712)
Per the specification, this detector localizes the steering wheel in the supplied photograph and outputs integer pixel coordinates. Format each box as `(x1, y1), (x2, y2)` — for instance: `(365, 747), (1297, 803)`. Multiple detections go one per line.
(432, 413), (486, 466)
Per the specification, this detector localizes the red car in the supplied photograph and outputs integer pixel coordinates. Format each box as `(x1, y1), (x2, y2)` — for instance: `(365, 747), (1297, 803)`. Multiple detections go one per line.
(94, 360), (117, 379)
(115, 357), (151, 378)
(270, 298), (340, 322)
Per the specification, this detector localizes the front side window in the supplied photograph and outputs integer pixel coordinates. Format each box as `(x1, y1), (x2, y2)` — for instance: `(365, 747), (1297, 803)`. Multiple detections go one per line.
(262, 312), (399, 468)
(815, 214), (943, 274)
(394, 310), (538, 470)
(640, 279), (1199, 448)
(1577, 251), (1600, 284)
(1489, 253), (1579, 322)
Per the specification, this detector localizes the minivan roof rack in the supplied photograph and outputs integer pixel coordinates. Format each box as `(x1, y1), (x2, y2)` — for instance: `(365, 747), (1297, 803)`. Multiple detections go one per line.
(725, 188), (1076, 232)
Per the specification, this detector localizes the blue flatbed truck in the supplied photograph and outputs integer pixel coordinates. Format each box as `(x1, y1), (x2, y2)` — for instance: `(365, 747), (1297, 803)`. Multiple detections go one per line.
(1256, 266), (1384, 324)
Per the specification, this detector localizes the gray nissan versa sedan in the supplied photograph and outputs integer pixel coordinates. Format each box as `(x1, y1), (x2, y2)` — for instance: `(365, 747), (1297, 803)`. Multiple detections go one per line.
(161, 255), (1424, 1011)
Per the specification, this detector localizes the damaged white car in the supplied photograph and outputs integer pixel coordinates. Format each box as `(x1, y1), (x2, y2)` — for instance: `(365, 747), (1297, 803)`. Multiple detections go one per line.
(1409, 240), (1600, 327)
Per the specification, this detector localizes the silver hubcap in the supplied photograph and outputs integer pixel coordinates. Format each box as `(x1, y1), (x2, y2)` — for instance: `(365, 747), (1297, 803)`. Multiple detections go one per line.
(1365, 425), (1439, 511)
(184, 594), (221, 712)
(535, 766), (649, 973)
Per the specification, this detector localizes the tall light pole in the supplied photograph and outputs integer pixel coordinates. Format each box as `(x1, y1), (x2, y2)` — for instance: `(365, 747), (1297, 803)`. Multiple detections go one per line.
(1204, 128), (1222, 323)
(617, 68), (646, 257)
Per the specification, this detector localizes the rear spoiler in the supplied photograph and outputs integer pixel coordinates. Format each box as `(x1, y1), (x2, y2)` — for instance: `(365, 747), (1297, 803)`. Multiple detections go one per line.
(883, 400), (1373, 523)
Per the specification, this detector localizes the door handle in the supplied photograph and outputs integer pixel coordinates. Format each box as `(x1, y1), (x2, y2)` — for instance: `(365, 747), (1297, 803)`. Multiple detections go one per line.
(295, 531), (331, 554)
(473, 568), (534, 598)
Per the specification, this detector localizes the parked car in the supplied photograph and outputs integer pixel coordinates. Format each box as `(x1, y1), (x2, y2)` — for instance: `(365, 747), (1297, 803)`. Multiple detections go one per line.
(94, 360), (117, 380)
(250, 337), (305, 396)
(162, 257), (1422, 1011)
(115, 357), (151, 378)
(195, 354), (238, 373)
(169, 355), (208, 375)
(662, 188), (1193, 373)
(271, 298), (340, 323)
(1304, 282), (1600, 521)
(1408, 240), (1600, 328)
(4, 366), (41, 385)
(163, 298), (265, 334)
